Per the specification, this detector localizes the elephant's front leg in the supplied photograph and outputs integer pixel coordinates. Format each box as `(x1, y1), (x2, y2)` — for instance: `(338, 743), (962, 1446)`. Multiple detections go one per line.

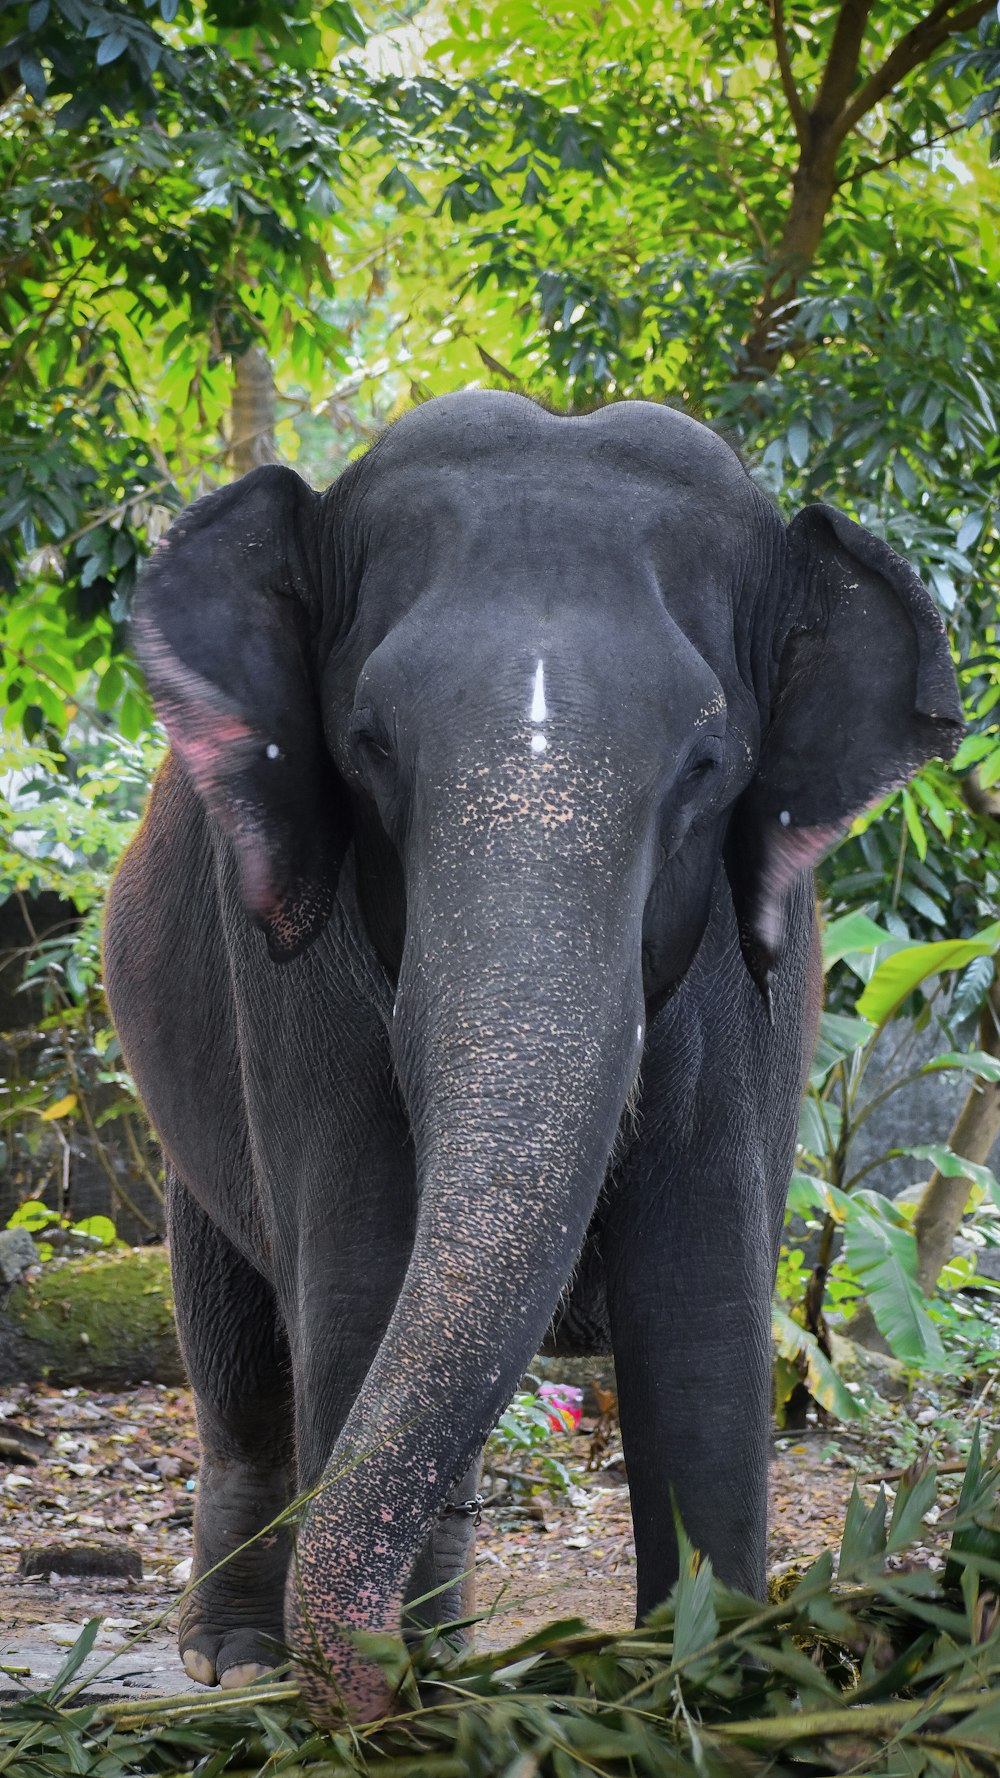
(602, 995), (795, 1611)
(604, 1148), (775, 1609)
(167, 1174), (295, 1687)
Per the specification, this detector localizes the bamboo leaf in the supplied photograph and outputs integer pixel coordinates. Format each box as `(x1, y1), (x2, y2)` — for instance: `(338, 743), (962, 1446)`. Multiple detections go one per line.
(839, 1480), (888, 1578)
(669, 1515), (718, 1668)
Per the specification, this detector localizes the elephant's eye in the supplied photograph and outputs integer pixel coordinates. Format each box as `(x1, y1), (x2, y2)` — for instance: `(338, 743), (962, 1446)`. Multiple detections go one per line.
(361, 733), (391, 761)
(348, 710), (394, 768)
(681, 738), (722, 784)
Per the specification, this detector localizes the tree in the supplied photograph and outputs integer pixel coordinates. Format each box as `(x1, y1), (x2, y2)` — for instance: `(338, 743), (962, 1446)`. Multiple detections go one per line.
(4, 0), (999, 1302)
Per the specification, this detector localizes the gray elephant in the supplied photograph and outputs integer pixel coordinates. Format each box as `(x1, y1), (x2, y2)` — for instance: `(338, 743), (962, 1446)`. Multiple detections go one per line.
(104, 391), (961, 1722)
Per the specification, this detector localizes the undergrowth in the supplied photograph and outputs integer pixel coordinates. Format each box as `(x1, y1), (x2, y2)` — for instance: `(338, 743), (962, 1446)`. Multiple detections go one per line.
(3, 1432), (1000, 1776)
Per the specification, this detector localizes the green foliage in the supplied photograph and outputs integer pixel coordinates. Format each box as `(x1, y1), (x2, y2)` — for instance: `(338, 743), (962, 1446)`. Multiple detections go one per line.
(0, 717), (164, 1223)
(0, 0), (529, 731)
(486, 1390), (572, 1498)
(775, 911), (1000, 1412)
(3, 1437), (1000, 1773)
(4, 1196), (117, 1258)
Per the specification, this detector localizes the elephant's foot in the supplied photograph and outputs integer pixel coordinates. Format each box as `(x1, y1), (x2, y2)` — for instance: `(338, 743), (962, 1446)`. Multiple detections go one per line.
(180, 1455), (291, 1689)
(179, 1577), (287, 1686)
(181, 1629), (281, 1688)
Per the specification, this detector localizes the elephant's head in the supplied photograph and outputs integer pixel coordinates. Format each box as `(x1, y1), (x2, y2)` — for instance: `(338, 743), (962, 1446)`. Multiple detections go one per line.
(134, 392), (961, 1720)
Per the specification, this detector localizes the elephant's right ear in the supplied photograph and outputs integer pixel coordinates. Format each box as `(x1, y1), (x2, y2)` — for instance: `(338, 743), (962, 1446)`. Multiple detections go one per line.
(134, 465), (350, 963)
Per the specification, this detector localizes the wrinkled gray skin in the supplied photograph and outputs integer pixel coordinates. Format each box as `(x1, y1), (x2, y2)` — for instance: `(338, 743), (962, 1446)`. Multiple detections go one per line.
(104, 392), (961, 1722)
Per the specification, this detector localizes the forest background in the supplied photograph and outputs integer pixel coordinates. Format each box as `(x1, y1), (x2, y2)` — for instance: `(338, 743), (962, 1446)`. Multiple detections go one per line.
(2, 0), (1000, 1416)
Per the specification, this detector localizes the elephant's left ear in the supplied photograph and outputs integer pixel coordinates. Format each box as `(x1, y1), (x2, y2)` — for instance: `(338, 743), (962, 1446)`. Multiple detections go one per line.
(727, 503), (963, 995)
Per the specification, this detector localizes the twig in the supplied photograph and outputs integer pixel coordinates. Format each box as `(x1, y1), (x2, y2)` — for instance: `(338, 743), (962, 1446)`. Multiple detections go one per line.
(861, 1460), (970, 1483)
(769, 0), (809, 145)
(836, 114), (981, 187)
(122, 1112), (164, 1205)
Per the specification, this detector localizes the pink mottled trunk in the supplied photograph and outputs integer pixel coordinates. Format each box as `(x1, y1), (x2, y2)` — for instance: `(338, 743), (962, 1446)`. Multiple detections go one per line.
(288, 758), (651, 1721)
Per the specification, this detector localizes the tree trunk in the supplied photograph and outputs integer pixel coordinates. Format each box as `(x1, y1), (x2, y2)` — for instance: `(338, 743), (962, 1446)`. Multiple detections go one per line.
(743, 0), (997, 374)
(0, 1247), (183, 1388)
(912, 961), (1000, 1295)
(229, 346), (277, 477)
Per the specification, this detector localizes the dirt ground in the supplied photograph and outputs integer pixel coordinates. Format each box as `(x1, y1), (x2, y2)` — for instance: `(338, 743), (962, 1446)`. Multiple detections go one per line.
(0, 1381), (920, 1700)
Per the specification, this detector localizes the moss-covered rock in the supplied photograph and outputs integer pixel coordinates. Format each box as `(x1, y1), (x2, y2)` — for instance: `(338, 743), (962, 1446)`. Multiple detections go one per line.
(0, 1245), (183, 1387)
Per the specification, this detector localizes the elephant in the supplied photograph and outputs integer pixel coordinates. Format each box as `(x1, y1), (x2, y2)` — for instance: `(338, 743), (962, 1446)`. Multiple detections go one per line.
(104, 390), (962, 1723)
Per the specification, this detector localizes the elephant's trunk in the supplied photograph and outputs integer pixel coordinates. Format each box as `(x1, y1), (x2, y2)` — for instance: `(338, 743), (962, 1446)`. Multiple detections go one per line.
(288, 745), (652, 1722)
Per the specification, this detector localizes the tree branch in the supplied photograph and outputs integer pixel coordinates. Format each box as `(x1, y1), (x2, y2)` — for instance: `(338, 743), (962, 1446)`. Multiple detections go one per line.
(835, 113), (980, 186)
(769, 0), (809, 146)
(811, 0), (876, 134)
(838, 0), (996, 139)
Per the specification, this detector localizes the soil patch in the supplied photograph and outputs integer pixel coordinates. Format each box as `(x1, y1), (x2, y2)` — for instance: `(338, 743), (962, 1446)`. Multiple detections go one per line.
(0, 1384), (904, 1697)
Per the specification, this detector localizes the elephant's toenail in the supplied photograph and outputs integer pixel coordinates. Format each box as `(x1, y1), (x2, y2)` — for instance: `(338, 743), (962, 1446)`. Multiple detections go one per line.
(220, 1661), (272, 1689)
(182, 1649), (217, 1686)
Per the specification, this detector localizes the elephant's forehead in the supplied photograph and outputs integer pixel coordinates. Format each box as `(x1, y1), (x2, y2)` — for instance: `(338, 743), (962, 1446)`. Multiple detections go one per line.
(368, 388), (745, 489)
(356, 449), (744, 593)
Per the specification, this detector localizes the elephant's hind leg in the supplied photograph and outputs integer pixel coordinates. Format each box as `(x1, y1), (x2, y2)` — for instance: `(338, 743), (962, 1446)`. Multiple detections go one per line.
(167, 1172), (294, 1688)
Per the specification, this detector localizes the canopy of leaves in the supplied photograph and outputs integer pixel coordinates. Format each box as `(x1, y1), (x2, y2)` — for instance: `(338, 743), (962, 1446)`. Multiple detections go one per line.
(2, 1), (999, 936)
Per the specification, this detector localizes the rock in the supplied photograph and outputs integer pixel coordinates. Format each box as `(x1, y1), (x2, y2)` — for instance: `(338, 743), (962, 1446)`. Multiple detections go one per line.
(0, 1229), (39, 1288)
(18, 1543), (143, 1580)
(828, 1330), (909, 1402)
(0, 1246), (183, 1388)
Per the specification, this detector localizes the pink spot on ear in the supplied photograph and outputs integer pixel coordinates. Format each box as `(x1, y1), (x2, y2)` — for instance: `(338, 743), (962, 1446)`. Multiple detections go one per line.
(757, 818), (848, 952)
(163, 710), (254, 801)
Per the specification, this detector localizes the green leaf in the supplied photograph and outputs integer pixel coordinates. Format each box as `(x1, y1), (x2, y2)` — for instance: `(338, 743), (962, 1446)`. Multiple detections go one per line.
(18, 53), (47, 102)
(821, 912), (899, 967)
(903, 1144), (1000, 1207)
(838, 1479), (888, 1578)
(771, 1304), (864, 1421)
(44, 1617), (102, 1702)
(901, 789), (927, 862)
(956, 510), (984, 552)
(787, 418), (809, 467)
(787, 1172), (851, 1221)
(96, 662), (123, 710)
(918, 1050), (1000, 1084)
(324, 0), (367, 45)
(71, 1214), (116, 1245)
(6, 1198), (58, 1231)
(809, 1010), (874, 1085)
(951, 955), (997, 1023)
(843, 1194), (944, 1367)
(855, 924), (1000, 1026)
(945, 1426), (1000, 1590)
(95, 31), (128, 66)
(798, 1091), (840, 1161)
(669, 1516), (718, 1668)
(887, 1462), (937, 1552)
